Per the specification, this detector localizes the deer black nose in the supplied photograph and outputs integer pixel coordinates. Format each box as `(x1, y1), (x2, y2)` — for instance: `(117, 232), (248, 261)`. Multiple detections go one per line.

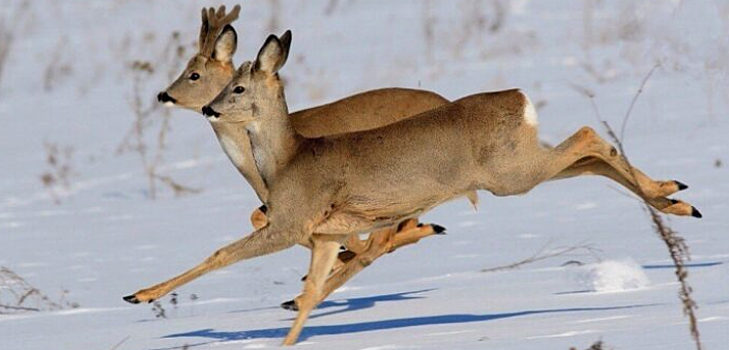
(202, 105), (220, 118)
(157, 92), (176, 104)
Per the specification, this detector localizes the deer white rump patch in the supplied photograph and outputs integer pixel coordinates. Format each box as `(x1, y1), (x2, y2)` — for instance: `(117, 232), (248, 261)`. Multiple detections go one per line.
(520, 91), (539, 127)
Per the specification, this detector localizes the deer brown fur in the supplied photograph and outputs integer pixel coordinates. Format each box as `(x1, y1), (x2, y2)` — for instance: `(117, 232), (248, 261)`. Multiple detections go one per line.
(127, 31), (700, 346)
(152, 6), (450, 311)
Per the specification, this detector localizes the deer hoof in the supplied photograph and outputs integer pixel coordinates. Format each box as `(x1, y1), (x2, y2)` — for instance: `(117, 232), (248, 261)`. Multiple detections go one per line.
(432, 224), (446, 234)
(122, 295), (140, 304)
(281, 299), (299, 311)
(691, 207), (702, 218)
(675, 180), (688, 191)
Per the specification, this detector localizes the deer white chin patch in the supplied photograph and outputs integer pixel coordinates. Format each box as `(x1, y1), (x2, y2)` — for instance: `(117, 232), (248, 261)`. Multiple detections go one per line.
(163, 101), (175, 107)
(520, 91), (539, 127)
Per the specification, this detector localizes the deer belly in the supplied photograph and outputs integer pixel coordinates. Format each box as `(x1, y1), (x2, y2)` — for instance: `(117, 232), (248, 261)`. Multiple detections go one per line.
(314, 206), (425, 235)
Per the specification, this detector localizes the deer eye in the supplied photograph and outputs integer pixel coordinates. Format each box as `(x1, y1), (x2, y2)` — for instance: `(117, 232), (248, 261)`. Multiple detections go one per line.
(233, 86), (245, 94)
(189, 72), (200, 81)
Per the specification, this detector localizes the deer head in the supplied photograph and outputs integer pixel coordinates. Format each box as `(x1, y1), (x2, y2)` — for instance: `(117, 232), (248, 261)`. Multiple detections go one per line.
(158, 5), (241, 112)
(202, 30), (292, 124)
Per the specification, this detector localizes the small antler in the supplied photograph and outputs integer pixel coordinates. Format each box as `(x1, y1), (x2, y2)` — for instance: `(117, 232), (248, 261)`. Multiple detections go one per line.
(199, 4), (241, 57)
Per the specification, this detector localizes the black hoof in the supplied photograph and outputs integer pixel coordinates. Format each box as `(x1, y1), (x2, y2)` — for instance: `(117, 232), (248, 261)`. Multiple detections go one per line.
(675, 180), (689, 191)
(691, 206), (703, 218)
(122, 295), (140, 304)
(258, 204), (268, 213)
(431, 224), (446, 234)
(300, 274), (307, 282)
(281, 300), (299, 311)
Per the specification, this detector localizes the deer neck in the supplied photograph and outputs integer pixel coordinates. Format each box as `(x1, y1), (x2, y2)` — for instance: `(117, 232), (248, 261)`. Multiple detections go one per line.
(245, 99), (302, 186)
(210, 122), (269, 203)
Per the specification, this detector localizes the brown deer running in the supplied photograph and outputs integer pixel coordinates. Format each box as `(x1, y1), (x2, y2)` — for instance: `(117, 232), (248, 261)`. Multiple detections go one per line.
(151, 5), (453, 310)
(127, 31), (700, 345)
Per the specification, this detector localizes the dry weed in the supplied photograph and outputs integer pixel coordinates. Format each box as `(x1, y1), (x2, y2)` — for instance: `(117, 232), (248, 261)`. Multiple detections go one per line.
(116, 32), (200, 199)
(0, 266), (78, 314)
(482, 241), (600, 273)
(40, 142), (76, 204)
(575, 66), (702, 350)
(570, 340), (609, 350)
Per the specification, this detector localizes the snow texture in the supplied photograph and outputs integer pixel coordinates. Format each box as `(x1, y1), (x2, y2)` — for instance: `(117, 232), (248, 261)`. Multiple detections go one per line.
(1, 1), (728, 350)
(579, 259), (650, 293)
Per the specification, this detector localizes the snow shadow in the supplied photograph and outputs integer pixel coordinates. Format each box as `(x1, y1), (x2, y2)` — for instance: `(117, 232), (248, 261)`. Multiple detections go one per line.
(227, 289), (434, 319)
(642, 261), (723, 269)
(309, 288), (435, 319)
(162, 299), (654, 346)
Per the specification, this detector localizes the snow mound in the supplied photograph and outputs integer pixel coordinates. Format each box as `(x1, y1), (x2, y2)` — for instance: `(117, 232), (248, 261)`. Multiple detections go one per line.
(581, 259), (650, 292)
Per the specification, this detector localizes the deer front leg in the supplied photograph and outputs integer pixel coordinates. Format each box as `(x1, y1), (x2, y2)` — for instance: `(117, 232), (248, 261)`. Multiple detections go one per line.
(281, 220), (443, 311)
(282, 234), (344, 346)
(122, 226), (296, 304)
(316, 221), (443, 304)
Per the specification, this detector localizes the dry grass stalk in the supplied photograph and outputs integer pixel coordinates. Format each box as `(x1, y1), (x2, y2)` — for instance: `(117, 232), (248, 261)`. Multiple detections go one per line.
(108, 336), (130, 350)
(116, 32), (199, 199)
(43, 36), (74, 92)
(0, 0), (31, 93)
(570, 340), (608, 350)
(575, 65), (702, 350)
(0, 266), (78, 314)
(482, 241), (599, 273)
(40, 142), (75, 204)
(0, 21), (12, 88)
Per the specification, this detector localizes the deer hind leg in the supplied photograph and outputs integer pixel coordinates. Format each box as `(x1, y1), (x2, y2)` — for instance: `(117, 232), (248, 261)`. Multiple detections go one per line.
(122, 226), (296, 304)
(553, 158), (697, 216)
(282, 234), (344, 346)
(281, 220), (442, 311)
(535, 127), (699, 217)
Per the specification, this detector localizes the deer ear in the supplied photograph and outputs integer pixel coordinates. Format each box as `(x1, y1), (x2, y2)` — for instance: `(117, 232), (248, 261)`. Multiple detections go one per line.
(213, 25), (237, 62)
(279, 30), (292, 62)
(254, 31), (291, 75)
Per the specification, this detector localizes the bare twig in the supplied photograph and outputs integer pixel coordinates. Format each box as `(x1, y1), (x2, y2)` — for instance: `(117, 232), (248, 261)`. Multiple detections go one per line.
(619, 63), (660, 143)
(117, 32), (198, 199)
(576, 68), (702, 350)
(109, 336), (130, 350)
(0, 304), (40, 312)
(482, 241), (599, 273)
(0, 1), (30, 92)
(570, 340), (608, 350)
(0, 266), (78, 314)
(40, 142), (75, 204)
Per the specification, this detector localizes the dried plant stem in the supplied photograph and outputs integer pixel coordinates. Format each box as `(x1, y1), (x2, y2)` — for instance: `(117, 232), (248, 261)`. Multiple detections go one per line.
(575, 67), (702, 350)
(482, 241), (598, 273)
(116, 33), (198, 199)
(0, 266), (77, 313)
(109, 336), (131, 350)
(619, 64), (660, 143)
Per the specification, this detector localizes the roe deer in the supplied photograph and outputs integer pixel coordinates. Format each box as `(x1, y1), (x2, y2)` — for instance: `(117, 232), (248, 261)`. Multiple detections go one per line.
(152, 5), (451, 310)
(126, 31), (701, 345)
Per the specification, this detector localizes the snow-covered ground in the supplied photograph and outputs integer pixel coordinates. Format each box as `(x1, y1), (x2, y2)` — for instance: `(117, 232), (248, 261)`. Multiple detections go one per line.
(1, 1), (727, 349)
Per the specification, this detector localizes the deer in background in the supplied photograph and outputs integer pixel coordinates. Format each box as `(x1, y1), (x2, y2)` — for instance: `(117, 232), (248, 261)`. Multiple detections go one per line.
(126, 30), (701, 345)
(148, 5), (454, 311)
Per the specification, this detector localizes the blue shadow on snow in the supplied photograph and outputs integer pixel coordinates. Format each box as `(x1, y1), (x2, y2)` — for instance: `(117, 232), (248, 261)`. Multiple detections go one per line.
(163, 291), (655, 344)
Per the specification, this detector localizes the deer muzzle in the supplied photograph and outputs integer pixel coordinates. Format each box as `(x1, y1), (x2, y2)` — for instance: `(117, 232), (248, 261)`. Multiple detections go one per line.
(157, 91), (177, 105)
(202, 105), (221, 118)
